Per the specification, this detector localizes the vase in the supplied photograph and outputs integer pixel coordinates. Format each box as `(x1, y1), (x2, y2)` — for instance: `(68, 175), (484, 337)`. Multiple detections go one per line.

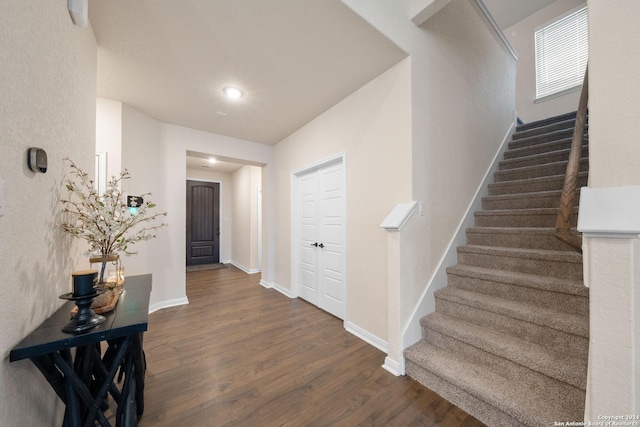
(89, 254), (119, 285)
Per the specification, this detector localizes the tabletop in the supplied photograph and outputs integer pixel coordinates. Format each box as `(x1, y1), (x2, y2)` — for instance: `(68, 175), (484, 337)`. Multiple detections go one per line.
(10, 274), (152, 362)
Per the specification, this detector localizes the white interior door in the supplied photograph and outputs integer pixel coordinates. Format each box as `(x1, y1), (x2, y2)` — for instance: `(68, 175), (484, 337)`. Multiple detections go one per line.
(298, 171), (319, 305)
(317, 163), (346, 319)
(294, 159), (346, 319)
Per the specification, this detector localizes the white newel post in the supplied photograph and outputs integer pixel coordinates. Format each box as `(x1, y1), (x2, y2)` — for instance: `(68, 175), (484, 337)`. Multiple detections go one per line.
(380, 201), (418, 376)
(578, 186), (640, 419)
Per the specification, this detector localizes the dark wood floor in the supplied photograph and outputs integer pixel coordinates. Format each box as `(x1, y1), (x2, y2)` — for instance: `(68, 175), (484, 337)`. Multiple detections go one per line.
(137, 266), (485, 427)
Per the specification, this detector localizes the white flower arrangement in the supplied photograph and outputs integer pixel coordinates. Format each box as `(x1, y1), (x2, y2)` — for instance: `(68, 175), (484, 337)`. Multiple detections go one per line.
(60, 158), (167, 258)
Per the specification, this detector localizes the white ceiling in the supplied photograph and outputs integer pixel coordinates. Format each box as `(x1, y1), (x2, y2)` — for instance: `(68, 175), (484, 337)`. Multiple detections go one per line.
(89, 0), (407, 147)
(483, 0), (558, 29)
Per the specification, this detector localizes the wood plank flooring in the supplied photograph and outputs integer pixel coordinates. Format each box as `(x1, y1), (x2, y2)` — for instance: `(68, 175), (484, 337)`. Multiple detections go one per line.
(137, 266), (486, 427)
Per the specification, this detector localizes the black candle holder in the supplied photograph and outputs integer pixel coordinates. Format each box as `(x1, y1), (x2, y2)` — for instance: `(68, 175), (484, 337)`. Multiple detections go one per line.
(60, 270), (106, 333)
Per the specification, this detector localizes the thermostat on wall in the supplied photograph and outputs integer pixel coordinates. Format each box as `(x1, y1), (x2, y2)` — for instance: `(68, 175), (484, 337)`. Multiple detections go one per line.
(27, 147), (47, 173)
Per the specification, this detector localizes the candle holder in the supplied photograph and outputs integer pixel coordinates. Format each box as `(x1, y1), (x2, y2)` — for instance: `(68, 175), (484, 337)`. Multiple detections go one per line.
(60, 270), (106, 333)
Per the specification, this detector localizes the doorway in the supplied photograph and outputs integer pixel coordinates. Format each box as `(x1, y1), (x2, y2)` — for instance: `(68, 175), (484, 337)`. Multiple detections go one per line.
(292, 154), (346, 320)
(186, 180), (220, 266)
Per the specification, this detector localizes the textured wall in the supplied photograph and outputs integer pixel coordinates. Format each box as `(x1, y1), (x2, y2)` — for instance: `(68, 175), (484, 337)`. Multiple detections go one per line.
(0, 1), (97, 425)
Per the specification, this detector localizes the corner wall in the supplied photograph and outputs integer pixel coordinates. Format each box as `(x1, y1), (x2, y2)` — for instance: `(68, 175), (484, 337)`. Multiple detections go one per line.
(0, 2), (97, 425)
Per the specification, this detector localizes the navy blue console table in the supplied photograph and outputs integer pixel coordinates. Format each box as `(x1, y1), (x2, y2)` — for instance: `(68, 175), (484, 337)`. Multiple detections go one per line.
(10, 274), (152, 427)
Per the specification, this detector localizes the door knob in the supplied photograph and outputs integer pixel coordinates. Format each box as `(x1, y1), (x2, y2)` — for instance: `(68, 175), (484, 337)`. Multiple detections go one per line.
(311, 242), (318, 247)
(318, 243), (324, 248)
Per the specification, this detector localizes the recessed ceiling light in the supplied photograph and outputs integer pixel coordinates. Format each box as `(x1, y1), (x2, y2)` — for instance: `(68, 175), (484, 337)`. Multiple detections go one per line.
(208, 157), (217, 164)
(223, 87), (243, 99)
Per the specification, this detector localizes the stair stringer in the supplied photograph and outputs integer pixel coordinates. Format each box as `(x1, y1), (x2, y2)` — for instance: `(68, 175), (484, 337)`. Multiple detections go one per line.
(401, 121), (517, 353)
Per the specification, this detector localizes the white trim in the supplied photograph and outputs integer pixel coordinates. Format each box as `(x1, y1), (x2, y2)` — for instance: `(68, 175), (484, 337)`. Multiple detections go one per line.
(578, 186), (640, 238)
(230, 260), (261, 275)
(149, 297), (189, 314)
(260, 279), (294, 298)
(345, 321), (388, 353)
(402, 121), (517, 347)
(380, 201), (418, 231)
(382, 356), (404, 376)
(474, 0), (518, 61)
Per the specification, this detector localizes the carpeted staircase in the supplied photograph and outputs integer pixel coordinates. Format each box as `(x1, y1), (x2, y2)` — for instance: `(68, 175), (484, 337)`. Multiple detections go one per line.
(405, 111), (589, 427)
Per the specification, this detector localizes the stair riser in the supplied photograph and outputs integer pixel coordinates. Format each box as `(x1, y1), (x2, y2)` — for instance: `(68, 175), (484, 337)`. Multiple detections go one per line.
(499, 148), (588, 170)
(488, 174), (588, 196)
(435, 298), (589, 356)
(494, 159), (589, 182)
(404, 360), (527, 427)
(422, 327), (586, 390)
(474, 211), (577, 228)
(505, 137), (587, 159)
(457, 249), (583, 280)
(447, 270), (588, 315)
(481, 194), (563, 210)
(513, 119), (577, 140)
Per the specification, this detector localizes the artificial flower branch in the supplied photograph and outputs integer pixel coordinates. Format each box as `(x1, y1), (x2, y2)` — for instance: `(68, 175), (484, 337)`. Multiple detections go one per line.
(60, 158), (167, 257)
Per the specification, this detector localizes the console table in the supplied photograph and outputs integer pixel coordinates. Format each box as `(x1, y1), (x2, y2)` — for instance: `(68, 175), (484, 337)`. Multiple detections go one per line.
(10, 274), (152, 427)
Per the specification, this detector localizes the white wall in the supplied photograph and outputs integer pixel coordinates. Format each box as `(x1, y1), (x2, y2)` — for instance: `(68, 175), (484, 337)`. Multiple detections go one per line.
(186, 169), (233, 263)
(231, 165), (262, 273)
(579, 0), (640, 419)
(272, 58), (412, 343)
(0, 2), (97, 425)
(504, 0), (585, 123)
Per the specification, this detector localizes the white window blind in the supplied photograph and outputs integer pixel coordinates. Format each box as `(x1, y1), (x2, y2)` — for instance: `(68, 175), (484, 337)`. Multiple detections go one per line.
(535, 6), (588, 100)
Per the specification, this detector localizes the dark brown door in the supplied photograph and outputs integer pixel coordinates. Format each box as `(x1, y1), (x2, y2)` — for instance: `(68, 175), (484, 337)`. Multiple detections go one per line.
(186, 180), (220, 266)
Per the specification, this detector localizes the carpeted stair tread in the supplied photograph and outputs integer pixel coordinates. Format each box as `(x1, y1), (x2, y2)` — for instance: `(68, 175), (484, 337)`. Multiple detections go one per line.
(466, 226), (581, 251)
(435, 286), (588, 338)
(512, 118), (579, 140)
(515, 111), (577, 132)
(474, 207), (578, 228)
(447, 264), (588, 297)
(422, 312), (587, 388)
(488, 171), (588, 196)
(506, 135), (588, 158)
(493, 158), (589, 182)
(446, 263), (588, 314)
(404, 341), (585, 427)
(457, 244), (583, 280)
(481, 189), (570, 210)
(498, 146), (588, 170)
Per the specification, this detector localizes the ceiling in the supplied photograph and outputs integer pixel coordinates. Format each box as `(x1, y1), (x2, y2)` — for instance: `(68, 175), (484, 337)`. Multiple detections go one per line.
(88, 0), (557, 172)
(483, 0), (558, 29)
(89, 0), (407, 147)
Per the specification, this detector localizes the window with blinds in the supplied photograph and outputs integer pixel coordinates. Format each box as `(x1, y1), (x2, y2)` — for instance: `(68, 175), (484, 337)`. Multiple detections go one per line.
(535, 6), (588, 100)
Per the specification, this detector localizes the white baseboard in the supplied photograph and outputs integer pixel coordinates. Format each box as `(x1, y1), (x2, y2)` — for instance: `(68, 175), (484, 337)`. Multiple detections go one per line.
(260, 280), (294, 298)
(149, 296), (189, 314)
(230, 260), (261, 275)
(382, 356), (405, 376)
(345, 321), (388, 353)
